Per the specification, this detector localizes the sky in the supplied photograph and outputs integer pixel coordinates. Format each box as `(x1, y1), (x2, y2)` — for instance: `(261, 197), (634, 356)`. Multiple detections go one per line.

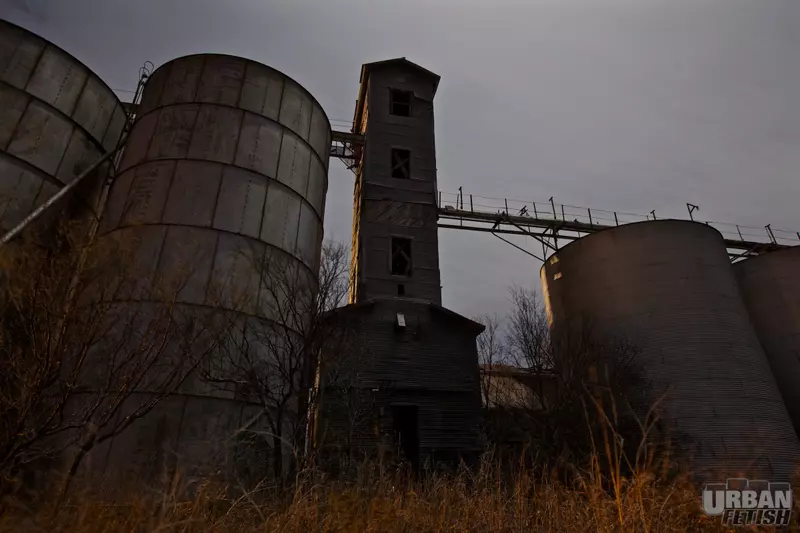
(3, 0), (798, 319)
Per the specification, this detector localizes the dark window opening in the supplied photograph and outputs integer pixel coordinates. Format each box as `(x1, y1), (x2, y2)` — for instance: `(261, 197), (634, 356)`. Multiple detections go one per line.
(391, 148), (411, 179)
(397, 284), (405, 296)
(390, 89), (411, 116)
(391, 405), (420, 474)
(391, 238), (412, 276)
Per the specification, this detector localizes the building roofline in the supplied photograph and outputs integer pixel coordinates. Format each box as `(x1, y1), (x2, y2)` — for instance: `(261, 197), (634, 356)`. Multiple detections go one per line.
(352, 57), (441, 133)
(323, 297), (485, 334)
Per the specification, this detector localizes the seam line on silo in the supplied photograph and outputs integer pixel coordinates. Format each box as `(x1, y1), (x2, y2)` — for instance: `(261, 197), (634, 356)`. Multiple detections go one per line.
(2, 94), (32, 153)
(135, 101), (328, 170)
(112, 158), (322, 230)
(67, 65), (91, 119)
(85, 298), (314, 335)
(4, 20), (119, 102)
(145, 62), (206, 299)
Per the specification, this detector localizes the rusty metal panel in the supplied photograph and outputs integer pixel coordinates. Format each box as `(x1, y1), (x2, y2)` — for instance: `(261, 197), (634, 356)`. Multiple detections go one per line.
(257, 247), (295, 322)
(187, 105), (242, 164)
(279, 79), (312, 141)
(147, 104), (198, 160)
(138, 65), (168, 117)
(25, 46), (88, 116)
(119, 109), (159, 172)
(113, 225), (167, 300)
(541, 220), (800, 481)
(234, 112), (282, 177)
(118, 161), (175, 226)
(207, 232), (262, 314)
(735, 248), (800, 438)
(213, 166), (268, 239)
(0, 23), (45, 89)
(99, 167), (134, 232)
(308, 102), (330, 166)
(7, 100), (73, 174)
(306, 157), (326, 218)
(154, 226), (217, 305)
(72, 75), (117, 141)
(101, 105), (126, 152)
(240, 62), (284, 120)
(197, 56), (245, 106)
(0, 85), (27, 148)
(162, 160), (223, 227)
(159, 55), (204, 106)
(276, 130), (311, 196)
(296, 201), (319, 268)
(0, 154), (43, 227)
(57, 128), (96, 184)
(261, 183), (300, 254)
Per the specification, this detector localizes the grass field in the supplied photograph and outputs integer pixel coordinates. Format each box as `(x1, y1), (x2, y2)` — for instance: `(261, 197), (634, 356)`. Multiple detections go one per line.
(1, 457), (749, 533)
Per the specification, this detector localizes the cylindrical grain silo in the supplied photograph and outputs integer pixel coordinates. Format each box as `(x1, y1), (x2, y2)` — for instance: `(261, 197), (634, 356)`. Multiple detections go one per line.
(0, 20), (126, 237)
(540, 220), (800, 482)
(735, 247), (800, 439)
(85, 54), (330, 487)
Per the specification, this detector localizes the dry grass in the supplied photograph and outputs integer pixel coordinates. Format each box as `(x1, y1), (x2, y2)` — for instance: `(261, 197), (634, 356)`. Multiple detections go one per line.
(0, 459), (745, 533)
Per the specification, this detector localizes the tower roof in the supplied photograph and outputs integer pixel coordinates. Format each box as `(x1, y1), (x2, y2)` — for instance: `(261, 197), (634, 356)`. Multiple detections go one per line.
(352, 57), (440, 133)
(359, 57), (441, 94)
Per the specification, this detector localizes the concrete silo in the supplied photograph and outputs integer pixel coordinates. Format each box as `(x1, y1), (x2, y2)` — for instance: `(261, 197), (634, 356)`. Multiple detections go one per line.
(540, 220), (800, 481)
(735, 248), (800, 439)
(88, 54), (330, 486)
(0, 20), (126, 237)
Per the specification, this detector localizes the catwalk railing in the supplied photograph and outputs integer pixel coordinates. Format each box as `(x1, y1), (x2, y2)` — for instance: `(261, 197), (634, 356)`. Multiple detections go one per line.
(436, 190), (798, 260)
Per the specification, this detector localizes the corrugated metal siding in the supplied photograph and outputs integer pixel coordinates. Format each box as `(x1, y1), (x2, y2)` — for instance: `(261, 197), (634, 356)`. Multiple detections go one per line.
(541, 220), (800, 482)
(89, 54), (330, 484)
(735, 247), (800, 439)
(0, 20), (126, 235)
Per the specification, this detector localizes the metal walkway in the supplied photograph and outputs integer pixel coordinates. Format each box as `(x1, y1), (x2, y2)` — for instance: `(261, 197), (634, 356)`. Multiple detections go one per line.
(435, 190), (797, 261)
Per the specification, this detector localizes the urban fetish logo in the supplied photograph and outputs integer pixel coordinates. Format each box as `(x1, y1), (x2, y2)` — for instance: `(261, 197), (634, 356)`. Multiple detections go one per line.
(702, 479), (793, 527)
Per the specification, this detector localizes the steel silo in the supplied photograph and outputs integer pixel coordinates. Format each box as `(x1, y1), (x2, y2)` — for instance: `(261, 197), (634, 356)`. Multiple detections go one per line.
(735, 247), (800, 439)
(0, 20), (126, 236)
(540, 220), (800, 481)
(90, 54), (330, 485)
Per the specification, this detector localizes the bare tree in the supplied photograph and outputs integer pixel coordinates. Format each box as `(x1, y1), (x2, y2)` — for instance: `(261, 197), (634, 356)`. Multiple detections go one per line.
(474, 313), (505, 408)
(0, 224), (231, 504)
(480, 285), (645, 473)
(203, 240), (351, 482)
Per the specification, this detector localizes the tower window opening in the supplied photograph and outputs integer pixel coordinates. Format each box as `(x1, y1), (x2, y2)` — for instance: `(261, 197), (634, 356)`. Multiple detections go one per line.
(391, 238), (412, 276)
(390, 89), (411, 116)
(391, 148), (411, 179)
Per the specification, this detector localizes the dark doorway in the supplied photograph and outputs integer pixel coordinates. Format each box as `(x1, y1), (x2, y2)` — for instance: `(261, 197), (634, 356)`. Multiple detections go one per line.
(391, 405), (420, 473)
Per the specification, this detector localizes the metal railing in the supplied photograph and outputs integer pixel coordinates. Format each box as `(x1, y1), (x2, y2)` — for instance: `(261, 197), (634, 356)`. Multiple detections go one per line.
(437, 189), (799, 253)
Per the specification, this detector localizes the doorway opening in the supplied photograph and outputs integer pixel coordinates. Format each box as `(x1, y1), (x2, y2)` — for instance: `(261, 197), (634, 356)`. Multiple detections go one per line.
(391, 405), (420, 473)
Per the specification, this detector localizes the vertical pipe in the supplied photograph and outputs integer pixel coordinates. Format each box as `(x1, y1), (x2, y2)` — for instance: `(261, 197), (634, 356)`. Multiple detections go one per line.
(438, 191), (441, 208)
(561, 205), (565, 222)
(549, 197), (556, 219)
(737, 225), (743, 241)
(533, 203), (538, 218)
(588, 208), (593, 227)
(614, 212), (619, 226)
(470, 194), (473, 213)
(504, 199), (509, 216)
(766, 224), (776, 244)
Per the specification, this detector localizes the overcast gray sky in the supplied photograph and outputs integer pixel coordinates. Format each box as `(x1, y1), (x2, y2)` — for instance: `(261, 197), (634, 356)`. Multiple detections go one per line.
(3, 0), (798, 319)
